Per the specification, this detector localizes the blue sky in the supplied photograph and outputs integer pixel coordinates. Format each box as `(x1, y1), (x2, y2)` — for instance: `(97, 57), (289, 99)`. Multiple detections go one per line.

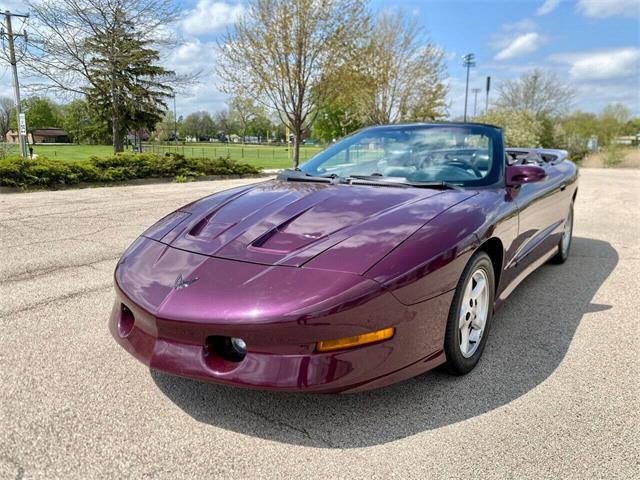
(2, 0), (639, 118)
(378, 0), (640, 117)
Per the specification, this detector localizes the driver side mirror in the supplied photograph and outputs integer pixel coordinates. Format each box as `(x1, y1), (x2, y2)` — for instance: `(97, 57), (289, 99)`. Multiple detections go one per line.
(506, 165), (547, 187)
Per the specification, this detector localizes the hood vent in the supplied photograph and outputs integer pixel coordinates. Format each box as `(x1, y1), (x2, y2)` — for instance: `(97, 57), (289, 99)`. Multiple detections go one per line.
(250, 208), (319, 253)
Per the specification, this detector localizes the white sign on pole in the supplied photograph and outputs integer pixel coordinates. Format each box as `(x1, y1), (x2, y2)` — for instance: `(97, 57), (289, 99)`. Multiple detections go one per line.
(18, 113), (27, 136)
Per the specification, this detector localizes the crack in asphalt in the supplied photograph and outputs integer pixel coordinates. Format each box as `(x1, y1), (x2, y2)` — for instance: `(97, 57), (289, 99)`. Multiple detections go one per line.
(0, 257), (119, 284)
(0, 225), (142, 249)
(0, 284), (113, 317)
(240, 407), (336, 448)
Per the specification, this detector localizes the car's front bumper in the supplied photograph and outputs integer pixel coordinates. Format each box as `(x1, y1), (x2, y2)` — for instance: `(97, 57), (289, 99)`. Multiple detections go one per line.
(109, 238), (452, 393)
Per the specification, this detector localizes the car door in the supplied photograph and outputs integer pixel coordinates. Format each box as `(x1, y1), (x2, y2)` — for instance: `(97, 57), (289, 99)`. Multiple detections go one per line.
(512, 160), (569, 271)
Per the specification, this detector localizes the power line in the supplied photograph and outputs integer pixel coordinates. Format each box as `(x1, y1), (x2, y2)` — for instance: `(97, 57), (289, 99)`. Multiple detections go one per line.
(1, 9), (29, 158)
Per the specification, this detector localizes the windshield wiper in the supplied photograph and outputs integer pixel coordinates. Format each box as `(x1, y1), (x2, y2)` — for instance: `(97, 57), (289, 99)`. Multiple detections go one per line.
(346, 175), (460, 190)
(277, 169), (337, 184)
(344, 175), (411, 188)
(403, 181), (462, 190)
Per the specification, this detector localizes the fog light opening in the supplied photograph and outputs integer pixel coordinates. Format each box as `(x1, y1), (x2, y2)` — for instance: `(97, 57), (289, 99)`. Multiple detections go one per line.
(204, 336), (247, 362)
(118, 304), (135, 338)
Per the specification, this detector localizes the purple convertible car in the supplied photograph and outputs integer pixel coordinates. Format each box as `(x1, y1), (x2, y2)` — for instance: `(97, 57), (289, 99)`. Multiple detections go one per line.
(110, 123), (578, 393)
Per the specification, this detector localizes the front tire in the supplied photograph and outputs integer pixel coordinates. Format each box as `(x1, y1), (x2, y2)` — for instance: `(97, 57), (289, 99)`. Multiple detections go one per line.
(444, 251), (495, 375)
(550, 202), (574, 264)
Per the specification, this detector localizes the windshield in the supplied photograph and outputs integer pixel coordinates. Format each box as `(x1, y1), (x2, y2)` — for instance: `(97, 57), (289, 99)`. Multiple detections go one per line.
(299, 124), (503, 187)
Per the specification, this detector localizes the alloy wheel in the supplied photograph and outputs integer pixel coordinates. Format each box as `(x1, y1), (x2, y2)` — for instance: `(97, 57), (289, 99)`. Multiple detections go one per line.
(459, 268), (490, 358)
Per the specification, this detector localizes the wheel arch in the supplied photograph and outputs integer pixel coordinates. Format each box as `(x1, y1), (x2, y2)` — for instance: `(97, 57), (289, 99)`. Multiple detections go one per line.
(477, 237), (504, 293)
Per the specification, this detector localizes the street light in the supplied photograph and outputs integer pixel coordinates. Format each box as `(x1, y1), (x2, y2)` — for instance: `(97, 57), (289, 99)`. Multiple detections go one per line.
(462, 53), (476, 122)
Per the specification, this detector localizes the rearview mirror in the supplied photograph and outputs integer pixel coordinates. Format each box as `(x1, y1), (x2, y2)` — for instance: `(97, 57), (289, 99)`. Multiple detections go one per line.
(506, 165), (547, 187)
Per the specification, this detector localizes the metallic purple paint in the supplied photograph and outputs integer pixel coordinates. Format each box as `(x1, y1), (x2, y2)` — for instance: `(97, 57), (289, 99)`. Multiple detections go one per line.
(110, 145), (578, 393)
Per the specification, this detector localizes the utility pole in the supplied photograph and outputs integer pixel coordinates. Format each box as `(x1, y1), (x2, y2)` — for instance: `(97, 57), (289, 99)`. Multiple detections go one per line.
(462, 53), (475, 122)
(1, 10), (29, 158)
(472, 88), (481, 117)
(485, 76), (491, 112)
(173, 94), (177, 146)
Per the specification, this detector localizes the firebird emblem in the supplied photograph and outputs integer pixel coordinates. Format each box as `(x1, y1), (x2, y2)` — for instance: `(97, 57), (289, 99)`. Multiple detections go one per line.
(174, 274), (199, 290)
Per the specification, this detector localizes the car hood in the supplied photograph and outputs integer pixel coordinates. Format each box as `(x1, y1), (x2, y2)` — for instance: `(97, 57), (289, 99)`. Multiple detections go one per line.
(142, 179), (476, 275)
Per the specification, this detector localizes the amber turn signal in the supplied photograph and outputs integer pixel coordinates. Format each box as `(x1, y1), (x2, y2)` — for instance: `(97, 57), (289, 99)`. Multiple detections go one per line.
(316, 327), (395, 352)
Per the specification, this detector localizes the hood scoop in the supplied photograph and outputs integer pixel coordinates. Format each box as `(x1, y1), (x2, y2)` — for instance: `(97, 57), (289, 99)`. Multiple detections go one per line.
(162, 180), (470, 271)
(188, 215), (235, 239)
(251, 208), (328, 253)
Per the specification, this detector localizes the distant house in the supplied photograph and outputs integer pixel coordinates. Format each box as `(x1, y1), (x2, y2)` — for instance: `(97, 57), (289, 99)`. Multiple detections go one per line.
(126, 129), (150, 142)
(614, 134), (640, 147)
(5, 128), (69, 144)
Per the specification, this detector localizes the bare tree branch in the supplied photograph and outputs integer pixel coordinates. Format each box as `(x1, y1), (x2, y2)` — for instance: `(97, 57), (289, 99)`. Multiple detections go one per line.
(217, 0), (369, 167)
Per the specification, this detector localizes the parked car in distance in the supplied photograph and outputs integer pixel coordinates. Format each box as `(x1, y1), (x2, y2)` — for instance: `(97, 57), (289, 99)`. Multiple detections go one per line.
(110, 123), (578, 393)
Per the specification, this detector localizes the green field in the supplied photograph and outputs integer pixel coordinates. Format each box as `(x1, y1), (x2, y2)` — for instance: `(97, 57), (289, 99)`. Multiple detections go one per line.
(3, 143), (324, 169)
(144, 143), (323, 169)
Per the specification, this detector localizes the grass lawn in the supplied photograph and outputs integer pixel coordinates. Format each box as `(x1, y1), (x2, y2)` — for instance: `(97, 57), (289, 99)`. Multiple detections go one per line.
(4, 143), (324, 169)
(144, 143), (323, 169)
(28, 144), (117, 161)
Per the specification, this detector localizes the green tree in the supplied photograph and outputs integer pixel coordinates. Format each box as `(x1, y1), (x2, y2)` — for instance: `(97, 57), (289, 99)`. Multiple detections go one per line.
(26, 0), (182, 152)
(359, 10), (448, 124)
(476, 108), (544, 147)
(246, 114), (274, 141)
(229, 96), (265, 142)
(61, 100), (91, 144)
(622, 117), (640, 136)
(597, 103), (631, 145)
(85, 11), (173, 152)
(218, 0), (369, 167)
(0, 97), (13, 139)
(179, 111), (216, 140)
(312, 105), (362, 141)
(10, 97), (62, 136)
(153, 110), (180, 141)
(560, 111), (599, 140)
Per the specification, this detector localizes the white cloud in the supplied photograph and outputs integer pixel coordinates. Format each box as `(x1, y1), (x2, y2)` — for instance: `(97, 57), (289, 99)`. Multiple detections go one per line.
(166, 38), (221, 77)
(494, 32), (542, 61)
(502, 19), (538, 31)
(577, 0), (640, 18)
(181, 1), (245, 35)
(164, 38), (231, 114)
(2, 0), (28, 13)
(573, 81), (640, 115)
(552, 48), (640, 80)
(537, 0), (561, 15)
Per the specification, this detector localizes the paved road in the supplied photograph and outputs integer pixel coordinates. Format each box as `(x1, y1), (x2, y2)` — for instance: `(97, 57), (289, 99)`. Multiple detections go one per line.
(1, 169), (638, 479)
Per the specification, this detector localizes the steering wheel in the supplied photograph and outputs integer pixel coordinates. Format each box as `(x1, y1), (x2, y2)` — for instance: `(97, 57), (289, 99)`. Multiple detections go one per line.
(446, 159), (483, 178)
(416, 153), (435, 171)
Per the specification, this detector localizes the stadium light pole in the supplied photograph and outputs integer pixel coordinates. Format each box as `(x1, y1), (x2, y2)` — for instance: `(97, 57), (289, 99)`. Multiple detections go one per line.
(485, 76), (491, 112)
(472, 88), (481, 117)
(462, 53), (475, 122)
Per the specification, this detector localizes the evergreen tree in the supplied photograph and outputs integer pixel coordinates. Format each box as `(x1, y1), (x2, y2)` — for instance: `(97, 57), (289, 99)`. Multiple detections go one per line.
(85, 10), (173, 152)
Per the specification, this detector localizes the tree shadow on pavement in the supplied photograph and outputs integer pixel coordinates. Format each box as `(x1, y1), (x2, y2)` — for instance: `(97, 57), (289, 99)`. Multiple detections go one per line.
(152, 237), (617, 448)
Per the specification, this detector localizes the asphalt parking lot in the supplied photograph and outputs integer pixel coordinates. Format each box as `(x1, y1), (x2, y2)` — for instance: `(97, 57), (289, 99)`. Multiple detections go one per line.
(1, 168), (638, 479)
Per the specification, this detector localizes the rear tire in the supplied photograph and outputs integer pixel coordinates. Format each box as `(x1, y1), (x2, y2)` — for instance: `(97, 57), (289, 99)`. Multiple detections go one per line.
(550, 202), (574, 264)
(443, 251), (495, 375)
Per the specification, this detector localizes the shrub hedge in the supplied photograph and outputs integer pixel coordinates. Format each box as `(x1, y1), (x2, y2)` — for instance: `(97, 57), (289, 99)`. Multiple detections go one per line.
(0, 152), (261, 189)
